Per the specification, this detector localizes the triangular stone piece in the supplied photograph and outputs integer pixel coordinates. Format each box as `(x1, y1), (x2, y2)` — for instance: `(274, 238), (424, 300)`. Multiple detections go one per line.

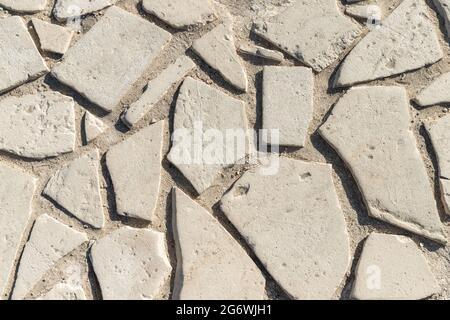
(415, 72), (450, 107)
(32, 18), (73, 55)
(83, 111), (108, 143)
(0, 0), (46, 13)
(53, 0), (117, 21)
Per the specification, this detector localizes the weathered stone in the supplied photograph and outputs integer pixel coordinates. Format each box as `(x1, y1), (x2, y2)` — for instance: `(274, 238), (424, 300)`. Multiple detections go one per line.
(0, 0), (46, 13)
(433, 0), (450, 38)
(352, 233), (439, 300)
(253, 0), (360, 72)
(262, 66), (314, 147)
(172, 187), (265, 299)
(32, 18), (73, 55)
(319, 86), (446, 243)
(0, 164), (36, 299)
(12, 214), (88, 300)
(238, 44), (284, 63)
(415, 72), (450, 107)
(0, 92), (76, 159)
(221, 157), (350, 299)
(121, 56), (195, 128)
(345, 4), (383, 20)
(167, 77), (250, 194)
(52, 6), (172, 112)
(37, 283), (86, 300)
(43, 149), (104, 229)
(83, 111), (108, 143)
(0, 16), (48, 94)
(142, 0), (216, 29)
(53, 0), (117, 21)
(335, 0), (443, 87)
(90, 227), (171, 300)
(106, 122), (164, 221)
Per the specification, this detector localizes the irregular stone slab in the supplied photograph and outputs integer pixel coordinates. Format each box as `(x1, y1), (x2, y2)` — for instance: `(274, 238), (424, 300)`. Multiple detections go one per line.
(43, 149), (104, 229)
(319, 86), (446, 243)
(192, 23), (248, 91)
(37, 283), (86, 300)
(167, 77), (250, 194)
(345, 4), (383, 20)
(83, 111), (108, 143)
(262, 66), (314, 147)
(0, 0), (46, 13)
(12, 214), (88, 300)
(238, 44), (284, 63)
(52, 6), (172, 112)
(32, 18), (73, 55)
(172, 187), (265, 299)
(0, 16), (48, 94)
(53, 0), (117, 21)
(90, 227), (171, 300)
(142, 0), (216, 29)
(433, 0), (450, 38)
(335, 0), (443, 87)
(0, 92), (76, 159)
(121, 56), (195, 128)
(221, 157), (350, 299)
(106, 122), (164, 221)
(352, 233), (439, 300)
(0, 164), (36, 299)
(253, 0), (360, 72)
(415, 72), (450, 107)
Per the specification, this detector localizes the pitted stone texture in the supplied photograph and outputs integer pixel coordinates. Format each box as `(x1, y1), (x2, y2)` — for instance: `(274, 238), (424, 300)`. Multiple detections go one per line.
(262, 66), (314, 147)
(142, 0), (216, 29)
(433, 0), (450, 38)
(172, 187), (265, 300)
(335, 0), (443, 87)
(0, 16), (48, 94)
(0, 92), (76, 159)
(37, 283), (86, 300)
(53, 0), (117, 21)
(167, 77), (251, 194)
(319, 86), (446, 243)
(0, 0), (46, 13)
(43, 149), (104, 229)
(352, 233), (439, 300)
(415, 72), (450, 107)
(90, 227), (171, 300)
(238, 44), (284, 63)
(32, 18), (73, 55)
(345, 4), (383, 20)
(253, 0), (360, 72)
(84, 111), (108, 143)
(12, 214), (88, 300)
(221, 157), (350, 299)
(106, 122), (164, 221)
(52, 6), (172, 112)
(0, 164), (36, 299)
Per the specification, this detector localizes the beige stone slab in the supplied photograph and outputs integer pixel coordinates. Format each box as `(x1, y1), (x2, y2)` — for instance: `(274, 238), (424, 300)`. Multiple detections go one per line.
(0, 0), (46, 13)
(32, 18), (73, 55)
(83, 111), (108, 143)
(415, 72), (450, 107)
(53, 0), (117, 21)
(238, 44), (284, 63)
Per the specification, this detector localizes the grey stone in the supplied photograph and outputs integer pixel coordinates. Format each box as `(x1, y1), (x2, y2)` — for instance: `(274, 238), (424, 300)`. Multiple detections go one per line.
(415, 71), (450, 107)
(0, 0), (46, 13)
(83, 111), (108, 143)
(32, 18), (73, 55)
(433, 0), (450, 39)
(238, 44), (284, 63)
(53, 0), (117, 21)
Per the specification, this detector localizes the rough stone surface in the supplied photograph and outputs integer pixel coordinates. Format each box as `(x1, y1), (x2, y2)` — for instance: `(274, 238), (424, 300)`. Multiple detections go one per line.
(53, 0), (117, 21)
(352, 233), (439, 300)
(37, 283), (86, 300)
(0, 164), (36, 299)
(12, 214), (88, 300)
(0, 92), (76, 159)
(262, 66), (314, 147)
(319, 86), (446, 243)
(415, 71), (450, 107)
(253, 0), (360, 72)
(84, 111), (108, 143)
(238, 44), (284, 63)
(345, 4), (383, 20)
(335, 0), (443, 87)
(32, 18), (73, 55)
(172, 187), (265, 300)
(52, 6), (172, 112)
(106, 122), (164, 221)
(433, 0), (450, 38)
(43, 149), (104, 229)
(0, 16), (48, 94)
(0, 0), (46, 13)
(90, 227), (171, 300)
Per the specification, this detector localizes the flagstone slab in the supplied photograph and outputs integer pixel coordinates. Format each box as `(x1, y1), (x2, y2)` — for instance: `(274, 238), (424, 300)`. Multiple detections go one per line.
(84, 111), (108, 143)
(32, 18), (73, 55)
(53, 0), (117, 21)
(238, 44), (284, 63)
(415, 71), (450, 107)
(0, 0), (46, 13)
(433, 0), (450, 38)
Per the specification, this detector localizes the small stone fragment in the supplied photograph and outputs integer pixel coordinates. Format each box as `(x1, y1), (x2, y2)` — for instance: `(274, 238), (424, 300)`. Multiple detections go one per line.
(335, 0), (443, 87)
(0, 16), (48, 94)
(319, 86), (446, 243)
(262, 66), (314, 147)
(345, 4), (383, 20)
(52, 6), (172, 112)
(192, 22), (248, 91)
(0, 92), (76, 159)
(83, 111), (108, 143)
(0, 0), (46, 13)
(43, 149), (104, 229)
(142, 0), (216, 29)
(90, 227), (171, 300)
(172, 187), (265, 299)
(415, 72), (450, 107)
(53, 0), (117, 21)
(433, 0), (450, 38)
(12, 214), (88, 300)
(32, 18), (73, 55)
(121, 56), (195, 128)
(106, 122), (164, 221)
(37, 283), (86, 300)
(238, 44), (284, 63)
(352, 233), (439, 300)
(0, 164), (36, 299)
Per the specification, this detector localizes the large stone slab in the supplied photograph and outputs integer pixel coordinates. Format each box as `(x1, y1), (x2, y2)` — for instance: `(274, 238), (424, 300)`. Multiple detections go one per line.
(0, 164), (36, 299)
(319, 86), (446, 243)
(253, 0), (360, 72)
(106, 122), (164, 221)
(52, 6), (172, 112)
(32, 18), (73, 55)
(90, 227), (171, 300)
(415, 71), (450, 107)
(0, 92), (76, 159)
(221, 157), (350, 299)
(0, 0), (46, 13)
(0, 16), (48, 94)
(83, 111), (108, 143)
(12, 214), (88, 300)
(335, 0), (443, 87)
(172, 187), (265, 300)
(352, 233), (439, 300)
(433, 0), (450, 39)
(53, 0), (117, 21)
